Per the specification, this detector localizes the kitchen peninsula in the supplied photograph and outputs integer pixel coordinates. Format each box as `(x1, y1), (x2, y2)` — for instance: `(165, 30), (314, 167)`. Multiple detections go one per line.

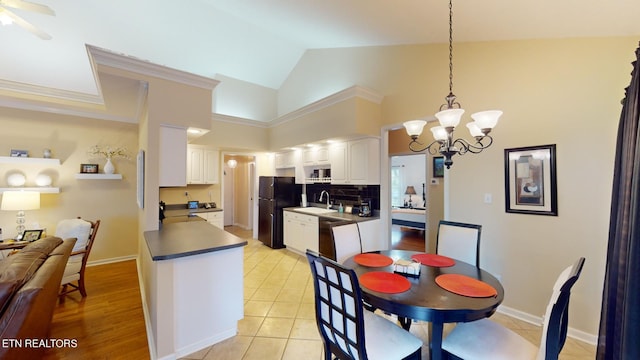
(141, 221), (247, 359)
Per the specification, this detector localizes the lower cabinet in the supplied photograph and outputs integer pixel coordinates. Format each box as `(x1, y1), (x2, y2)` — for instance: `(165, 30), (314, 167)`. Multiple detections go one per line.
(196, 211), (224, 229)
(283, 211), (319, 254)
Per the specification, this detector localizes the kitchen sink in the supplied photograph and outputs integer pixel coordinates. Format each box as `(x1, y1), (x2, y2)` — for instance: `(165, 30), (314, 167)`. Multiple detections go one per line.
(293, 207), (338, 214)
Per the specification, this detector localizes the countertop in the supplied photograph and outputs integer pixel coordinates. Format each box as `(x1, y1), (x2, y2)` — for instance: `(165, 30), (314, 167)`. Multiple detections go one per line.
(144, 221), (247, 261)
(284, 206), (379, 222)
(163, 207), (223, 218)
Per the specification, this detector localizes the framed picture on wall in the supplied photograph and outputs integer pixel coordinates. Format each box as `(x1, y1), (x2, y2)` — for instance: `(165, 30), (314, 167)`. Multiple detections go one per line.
(433, 156), (444, 178)
(504, 144), (557, 216)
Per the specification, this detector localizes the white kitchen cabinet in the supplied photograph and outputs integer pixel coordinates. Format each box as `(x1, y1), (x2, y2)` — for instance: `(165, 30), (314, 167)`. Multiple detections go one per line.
(283, 211), (319, 254)
(196, 211), (224, 229)
(275, 151), (295, 169)
(187, 145), (219, 184)
(303, 146), (329, 166)
(159, 125), (187, 187)
(328, 138), (380, 185)
(204, 149), (220, 184)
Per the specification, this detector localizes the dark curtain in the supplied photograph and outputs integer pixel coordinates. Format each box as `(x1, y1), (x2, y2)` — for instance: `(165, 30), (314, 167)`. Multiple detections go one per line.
(597, 43), (640, 359)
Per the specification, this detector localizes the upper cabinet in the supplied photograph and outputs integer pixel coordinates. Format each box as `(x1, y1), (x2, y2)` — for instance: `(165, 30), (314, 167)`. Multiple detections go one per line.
(302, 146), (329, 166)
(187, 145), (219, 184)
(329, 138), (380, 185)
(274, 137), (380, 185)
(275, 150), (296, 169)
(159, 125), (187, 187)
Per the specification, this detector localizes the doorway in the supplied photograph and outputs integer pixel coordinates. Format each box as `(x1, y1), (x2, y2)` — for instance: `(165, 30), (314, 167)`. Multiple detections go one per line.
(390, 154), (427, 251)
(382, 125), (446, 254)
(222, 154), (256, 230)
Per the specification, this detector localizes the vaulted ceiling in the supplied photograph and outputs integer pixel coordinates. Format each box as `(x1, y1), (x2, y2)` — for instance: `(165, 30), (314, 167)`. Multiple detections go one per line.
(1, 0), (639, 119)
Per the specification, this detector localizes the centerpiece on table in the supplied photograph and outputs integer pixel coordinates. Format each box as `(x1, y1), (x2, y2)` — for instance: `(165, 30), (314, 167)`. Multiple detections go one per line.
(88, 145), (130, 174)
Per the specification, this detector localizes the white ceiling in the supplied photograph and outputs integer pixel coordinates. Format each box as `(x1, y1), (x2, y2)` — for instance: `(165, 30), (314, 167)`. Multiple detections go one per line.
(1, 0), (639, 100)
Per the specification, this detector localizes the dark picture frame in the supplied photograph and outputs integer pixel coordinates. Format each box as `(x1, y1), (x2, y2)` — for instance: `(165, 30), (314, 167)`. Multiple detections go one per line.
(433, 156), (444, 178)
(80, 163), (99, 173)
(22, 229), (43, 242)
(504, 144), (557, 216)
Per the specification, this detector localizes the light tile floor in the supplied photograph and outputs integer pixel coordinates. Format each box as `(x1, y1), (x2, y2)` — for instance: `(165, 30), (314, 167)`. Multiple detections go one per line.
(182, 228), (595, 360)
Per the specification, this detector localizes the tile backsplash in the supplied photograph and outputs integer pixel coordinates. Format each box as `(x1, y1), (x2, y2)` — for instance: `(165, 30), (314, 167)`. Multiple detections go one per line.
(305, 184), (380, 210)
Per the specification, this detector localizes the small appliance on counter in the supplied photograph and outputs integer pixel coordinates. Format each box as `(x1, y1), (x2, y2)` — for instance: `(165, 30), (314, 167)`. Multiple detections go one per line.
(358, 200), (372, 217)
(187, 200), (199, 209)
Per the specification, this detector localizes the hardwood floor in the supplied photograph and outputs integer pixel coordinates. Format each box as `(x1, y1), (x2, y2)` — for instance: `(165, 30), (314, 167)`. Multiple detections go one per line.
(391, 225), (426, 252)
(43, 259), (150, 360)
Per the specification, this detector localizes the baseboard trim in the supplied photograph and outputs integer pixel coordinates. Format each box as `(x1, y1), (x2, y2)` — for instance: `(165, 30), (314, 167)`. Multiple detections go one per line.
(498, 305), (597, 345)
(86, 255), (137, 267)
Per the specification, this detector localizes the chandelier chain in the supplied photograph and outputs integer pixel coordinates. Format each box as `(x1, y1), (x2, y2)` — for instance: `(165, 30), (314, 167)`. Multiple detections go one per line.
(448, 0), (454, 95)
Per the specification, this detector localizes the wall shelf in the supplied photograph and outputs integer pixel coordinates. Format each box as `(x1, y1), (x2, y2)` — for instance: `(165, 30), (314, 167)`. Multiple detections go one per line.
(0, 156), (60, 165)
(75, 174), (122, 180)
(0, 187), (60, 194)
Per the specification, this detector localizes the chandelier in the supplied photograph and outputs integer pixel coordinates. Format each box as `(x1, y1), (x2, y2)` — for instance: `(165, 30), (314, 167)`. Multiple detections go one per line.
(404, 0), (502, 169)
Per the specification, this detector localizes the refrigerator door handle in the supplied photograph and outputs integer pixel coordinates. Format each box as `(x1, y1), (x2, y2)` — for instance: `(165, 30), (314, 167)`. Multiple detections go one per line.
(270, 213), (274, 240)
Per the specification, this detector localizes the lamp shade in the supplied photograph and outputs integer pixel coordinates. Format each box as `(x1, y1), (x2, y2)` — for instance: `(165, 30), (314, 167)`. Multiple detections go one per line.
(466, 122), (484, 137)
(471, 110), (502, 130)
(1, 191), (40, 211)
(435, 108), (465, 128)
(405, 186), (417, 195)
(430, 126), (448, 141)
(403, 120), (427, 137)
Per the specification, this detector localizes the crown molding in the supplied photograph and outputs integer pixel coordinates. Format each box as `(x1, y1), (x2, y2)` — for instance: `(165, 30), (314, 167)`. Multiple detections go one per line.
(212, 113), (269, 128)
(270, 85), (384, 127)
(87, 45), (220, 90)
(0, 79), (103, 105)
(0, 96), (137, 123)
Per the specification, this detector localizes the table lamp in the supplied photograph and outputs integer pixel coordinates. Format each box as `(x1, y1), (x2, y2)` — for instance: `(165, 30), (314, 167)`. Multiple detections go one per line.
(1, 190), (40, 240)
(405, 186), (417, 208)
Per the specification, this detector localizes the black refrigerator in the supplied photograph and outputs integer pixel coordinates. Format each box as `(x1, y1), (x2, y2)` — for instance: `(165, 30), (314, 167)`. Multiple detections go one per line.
(258, 176), (300, 248)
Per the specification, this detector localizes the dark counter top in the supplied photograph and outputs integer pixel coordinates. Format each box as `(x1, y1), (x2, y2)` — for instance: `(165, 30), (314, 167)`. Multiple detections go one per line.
(284, 207), (379, 222)
(144, 221), (247, 261)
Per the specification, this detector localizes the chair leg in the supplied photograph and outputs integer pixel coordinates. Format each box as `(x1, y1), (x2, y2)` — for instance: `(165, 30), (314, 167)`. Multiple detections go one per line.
(78, 277), (87, 297)
(59, 284), (67, 303)
(399, 316), (412, 330)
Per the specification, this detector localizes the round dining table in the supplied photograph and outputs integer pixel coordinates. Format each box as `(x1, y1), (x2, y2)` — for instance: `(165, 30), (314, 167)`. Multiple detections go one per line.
(343, 250), (504, 360)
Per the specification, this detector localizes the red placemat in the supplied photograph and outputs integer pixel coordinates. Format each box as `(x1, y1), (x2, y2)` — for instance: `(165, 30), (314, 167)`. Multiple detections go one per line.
(359, 272), (411, 294)
(411, 253), (455, 267)
(435, 274), (497, 298)
(354, 253), (394, 267)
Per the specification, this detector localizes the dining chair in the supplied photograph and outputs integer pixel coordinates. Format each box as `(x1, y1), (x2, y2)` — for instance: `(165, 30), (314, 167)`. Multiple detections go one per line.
(441, 257), (585, 360)
(306, 250), (423, 360)
(330, 221), (363, 263)
(55, 217), (101, 302)
(436, 220), (482, 267)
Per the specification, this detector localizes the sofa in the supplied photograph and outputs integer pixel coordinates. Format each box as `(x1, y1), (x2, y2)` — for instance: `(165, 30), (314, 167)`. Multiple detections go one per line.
(0, 236), (75, 359)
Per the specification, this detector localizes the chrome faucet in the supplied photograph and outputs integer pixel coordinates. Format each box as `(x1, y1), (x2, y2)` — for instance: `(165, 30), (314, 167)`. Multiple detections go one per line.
(319, 190), (331, 209)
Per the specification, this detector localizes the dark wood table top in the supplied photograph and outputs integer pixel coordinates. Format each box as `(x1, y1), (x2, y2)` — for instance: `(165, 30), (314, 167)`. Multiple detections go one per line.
(343, 249), (504, 360)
